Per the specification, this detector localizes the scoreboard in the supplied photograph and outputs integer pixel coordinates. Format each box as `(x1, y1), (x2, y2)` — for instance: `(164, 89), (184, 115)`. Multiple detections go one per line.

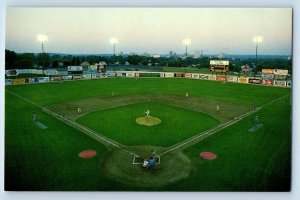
(210, 60), (229, 73)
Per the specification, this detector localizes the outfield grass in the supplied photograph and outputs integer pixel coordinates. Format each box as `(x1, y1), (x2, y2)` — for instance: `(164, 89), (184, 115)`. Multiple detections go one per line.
(77, 102), (219, 146)
(5, 78), (291, 191)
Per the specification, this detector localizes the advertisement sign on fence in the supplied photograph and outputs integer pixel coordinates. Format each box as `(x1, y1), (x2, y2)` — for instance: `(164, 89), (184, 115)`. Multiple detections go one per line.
(82, 74), (92, 79)
(226, 76), (238, 82)
(261, 79), (273, 85)
(126, 72), (135, 77)
(51, 76), (62, 81)
(208, 74), (216, 80)
(5, 79), (12, 85)
(248, 78), (262, 84)
(273, 80), (287, 87)
(12, 78), (26, 85)
(62, 75), (73, 80)
(29, 78), (38, 83)
(199, 74), (209, 80)
(175, 73), (184, 77)
(238, 77), (249, 83)
(192, 73), (199, 79)
(38, 77), (50, 83)
(164, 73), (174, 78)
(72, 75), (82, 80)
(184, 73), (192, 78)
(216, 75), (227, 81)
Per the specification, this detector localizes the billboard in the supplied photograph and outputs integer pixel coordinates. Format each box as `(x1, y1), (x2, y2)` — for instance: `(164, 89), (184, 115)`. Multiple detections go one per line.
(51, 76), (62, 81)
(262, 69), (274, 74)
(72, 75), (82, 80)
(164, 73), (174, 78)
(68, 66), (83, 71)
(83, 74), (92, 79)
(88, 65), (98, 74)
(238, 77), (249, 83)
(210, 60), (229, 65)
(62, 75), (73, 80)
(175, 73), (184, 77)
(248, 77), (262, 84)
(68, 66), (83, 74)
(192, 73), (200, 79)
(126, 72), (135, 77)
(273, 80), (287, 87)
(216, 75), (226, 81)
(261, 79), (273, 85)
(185, 73), (192, 78)
(273, 69), (288, 75)
(29, 78), (39, 83)
(38, 77), (50, 83)
(199, 74), (209, 80)
(45, 69), (58, 76)
(208, 74), (216, 80)
(226, 76), (238, 82)
(12, 78), (26, 85)
(6, 69), (18, 76)
(5, 79), (12, 85)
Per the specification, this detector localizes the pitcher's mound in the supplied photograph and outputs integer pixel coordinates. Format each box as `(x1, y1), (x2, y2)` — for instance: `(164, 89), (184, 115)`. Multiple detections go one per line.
(136, 116), (161, 126)
(79, 150), (97, 158)
(200, 152), (217, 160)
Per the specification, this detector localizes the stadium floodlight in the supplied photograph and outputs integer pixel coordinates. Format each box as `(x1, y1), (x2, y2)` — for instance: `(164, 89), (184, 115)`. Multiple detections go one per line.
(182, 38), (191, 57)
(182, 38), (191, 74)
(37, 34), (48, 53)
(110, 38), (118, 56)
(252, 36), (263, 68)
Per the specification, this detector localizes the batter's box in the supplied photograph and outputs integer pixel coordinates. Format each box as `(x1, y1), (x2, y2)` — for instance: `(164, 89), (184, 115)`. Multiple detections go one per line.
(132, 156), (161, 165)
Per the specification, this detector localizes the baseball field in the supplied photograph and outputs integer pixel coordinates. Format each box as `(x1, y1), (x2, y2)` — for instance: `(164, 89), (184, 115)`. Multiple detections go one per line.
(5, 78), (291, 191)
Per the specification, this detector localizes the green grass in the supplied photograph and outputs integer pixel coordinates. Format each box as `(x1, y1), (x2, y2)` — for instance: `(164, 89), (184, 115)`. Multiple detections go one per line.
(6, 78), (290, 106)
(163, 96), (291, 191)
(77, 102), (219, 147)
(5, 78), (291, 191)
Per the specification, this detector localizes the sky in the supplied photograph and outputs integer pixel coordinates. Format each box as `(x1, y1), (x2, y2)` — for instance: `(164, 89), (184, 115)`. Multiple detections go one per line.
(5, 7), (292, 55)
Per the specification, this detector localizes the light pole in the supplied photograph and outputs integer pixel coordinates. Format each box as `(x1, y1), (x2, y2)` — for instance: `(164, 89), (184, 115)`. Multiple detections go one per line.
(37, 34), (48, 69)
(252, 36), (263, 70)
(110, 38), (118, 73)
(182, 38), (191, 74)
(110, 38), (118, 56)
(37, 34), (48, 53)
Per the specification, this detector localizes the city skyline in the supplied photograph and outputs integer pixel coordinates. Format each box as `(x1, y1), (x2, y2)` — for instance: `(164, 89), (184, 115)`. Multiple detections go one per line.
(6, 8), (292, 55)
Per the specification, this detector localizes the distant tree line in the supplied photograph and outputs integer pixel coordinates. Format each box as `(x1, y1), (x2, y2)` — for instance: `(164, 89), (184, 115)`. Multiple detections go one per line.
(5, 49), (292, 73)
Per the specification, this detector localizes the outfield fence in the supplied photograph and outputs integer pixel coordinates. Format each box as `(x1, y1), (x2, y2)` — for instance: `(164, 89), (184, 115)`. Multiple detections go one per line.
(5, 69), (291, 88)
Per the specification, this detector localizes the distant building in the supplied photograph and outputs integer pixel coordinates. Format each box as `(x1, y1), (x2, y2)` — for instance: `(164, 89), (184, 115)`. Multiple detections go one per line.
(217, 53), (225, 59)
(194, 50), (201, 58)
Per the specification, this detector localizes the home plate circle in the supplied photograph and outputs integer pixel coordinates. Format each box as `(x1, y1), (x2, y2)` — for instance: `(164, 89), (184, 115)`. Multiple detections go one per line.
(200, 152), (217, 160)
(79, 150), (97, 158)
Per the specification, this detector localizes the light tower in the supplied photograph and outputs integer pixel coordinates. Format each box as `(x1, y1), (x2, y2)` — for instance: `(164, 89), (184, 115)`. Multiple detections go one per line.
(182, 38), (191, 57)
(110, 38), (118, 56)
(252, 36), (263, 69)
(182, 38), (191, 74)
(37, 34), (48, 53)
